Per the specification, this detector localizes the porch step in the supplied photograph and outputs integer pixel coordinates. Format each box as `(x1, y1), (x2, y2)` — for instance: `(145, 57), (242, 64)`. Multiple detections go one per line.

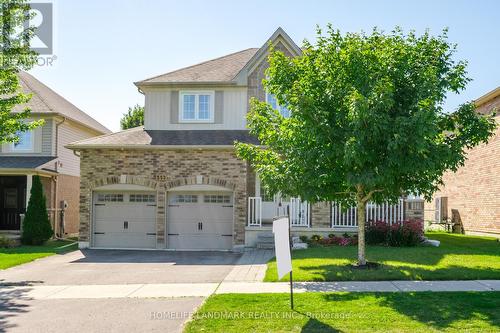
(256, 233), (275, 249)
(0, 231), (21, 246)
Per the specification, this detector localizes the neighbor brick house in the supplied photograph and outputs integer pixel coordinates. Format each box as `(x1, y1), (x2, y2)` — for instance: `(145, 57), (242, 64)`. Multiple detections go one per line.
(425, 87), (500, 236)
(68, 28), (423, 251)
(0, 72), (110, 238)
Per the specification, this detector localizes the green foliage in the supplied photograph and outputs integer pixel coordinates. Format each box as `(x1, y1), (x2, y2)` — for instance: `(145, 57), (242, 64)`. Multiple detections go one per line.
(21, 175), (53, 245)
(120, 104), (144, 129)
(236, 25), (496, 205)
(0, 0), (43, 143)
(235, 25), (497, 265)
(265, 232), (500, 282)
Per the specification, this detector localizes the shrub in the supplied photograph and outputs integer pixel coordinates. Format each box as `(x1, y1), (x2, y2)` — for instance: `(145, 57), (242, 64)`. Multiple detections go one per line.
(366, 220), (390, 245)
(328, 233), (336, 239)
(299, 235), (309, 243)
(366, 219), (423, 247)
(311, 234), (322, 242)
(21, 176), (53, 245)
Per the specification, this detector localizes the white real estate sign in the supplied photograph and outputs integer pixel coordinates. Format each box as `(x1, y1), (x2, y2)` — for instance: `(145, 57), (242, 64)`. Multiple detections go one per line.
(272, 217), (292, 279)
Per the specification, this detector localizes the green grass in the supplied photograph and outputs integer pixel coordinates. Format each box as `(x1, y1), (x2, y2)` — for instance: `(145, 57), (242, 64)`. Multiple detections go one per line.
(265, 232), (500, 281)
(184, 292), (500, 333)
(0, 239), (78, 270)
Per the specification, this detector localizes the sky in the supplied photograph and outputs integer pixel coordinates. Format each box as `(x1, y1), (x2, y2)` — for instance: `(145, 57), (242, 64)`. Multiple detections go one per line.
(30, 0), (500, 132)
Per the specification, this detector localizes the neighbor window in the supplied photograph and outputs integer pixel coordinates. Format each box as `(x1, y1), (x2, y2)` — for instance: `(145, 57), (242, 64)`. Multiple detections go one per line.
(180, 91), (214, 122)
(266, 93), (291, 118)
(12, 130), (34, 152)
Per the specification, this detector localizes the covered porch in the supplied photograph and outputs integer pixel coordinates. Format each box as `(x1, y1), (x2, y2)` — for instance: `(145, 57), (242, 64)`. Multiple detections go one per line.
(0, 156), (57, 232)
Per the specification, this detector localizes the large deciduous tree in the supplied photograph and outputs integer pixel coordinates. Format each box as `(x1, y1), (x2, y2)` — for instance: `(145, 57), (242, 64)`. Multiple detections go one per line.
(120, 104), (144, 129)
(0, 0), (42, 143)
(236, 26), (496, 266)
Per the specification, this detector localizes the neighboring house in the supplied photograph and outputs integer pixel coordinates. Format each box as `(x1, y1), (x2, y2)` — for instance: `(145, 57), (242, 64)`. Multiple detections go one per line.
(425, 87), (500, 237)
(68, 28), (423, 251)
(0, 72), (110, 237)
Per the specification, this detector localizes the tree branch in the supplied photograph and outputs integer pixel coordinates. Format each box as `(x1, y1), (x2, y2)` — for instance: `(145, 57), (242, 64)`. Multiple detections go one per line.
(362, 189), (383, 203)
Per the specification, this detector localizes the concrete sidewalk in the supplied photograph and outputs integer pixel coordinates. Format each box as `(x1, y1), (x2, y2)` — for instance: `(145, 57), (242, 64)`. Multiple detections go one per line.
(1, 280), (498, 300)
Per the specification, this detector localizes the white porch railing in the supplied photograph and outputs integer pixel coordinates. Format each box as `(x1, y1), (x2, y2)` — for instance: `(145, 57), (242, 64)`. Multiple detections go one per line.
(248, 197), (262, 226)
(247, 196), (310, 227)
(290, 197), (310, 227)
(331, 198), (404, 228)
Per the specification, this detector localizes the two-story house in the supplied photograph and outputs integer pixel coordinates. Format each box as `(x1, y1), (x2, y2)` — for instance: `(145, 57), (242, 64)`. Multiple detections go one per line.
(0, 72), (110, 238)
(68, 28), (423, 251)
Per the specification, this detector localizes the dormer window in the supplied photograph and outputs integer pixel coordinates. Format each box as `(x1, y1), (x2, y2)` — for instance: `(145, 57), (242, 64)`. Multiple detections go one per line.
(179, 91), (215, 123)
(11, 130), (34, 152)
(266, 93), (291, 118)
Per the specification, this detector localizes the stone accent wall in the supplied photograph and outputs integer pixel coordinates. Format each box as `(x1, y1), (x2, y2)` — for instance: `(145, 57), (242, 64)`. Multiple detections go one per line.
(311, 202), (331, 228)
(79, 148), (249, 248)
(425, 96), (500, 235)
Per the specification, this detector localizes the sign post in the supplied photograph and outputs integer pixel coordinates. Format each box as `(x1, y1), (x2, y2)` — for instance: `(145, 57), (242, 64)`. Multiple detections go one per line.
(272, 206), (294, 310)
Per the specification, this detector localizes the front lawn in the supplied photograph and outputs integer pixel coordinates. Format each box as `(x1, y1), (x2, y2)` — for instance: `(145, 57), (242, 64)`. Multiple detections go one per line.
(184, 292), (500, 333)
(265, 232), (500, 281)
(0, 239), (78, 270)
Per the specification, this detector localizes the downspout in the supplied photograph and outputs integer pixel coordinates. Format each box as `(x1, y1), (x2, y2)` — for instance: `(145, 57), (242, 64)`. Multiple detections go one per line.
(53, 117), (66, 238)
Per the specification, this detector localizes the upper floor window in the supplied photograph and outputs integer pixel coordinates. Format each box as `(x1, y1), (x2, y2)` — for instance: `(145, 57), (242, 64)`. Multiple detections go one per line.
(180, 91), (214, 123)
(266, 93), (291, 118)
(12, 130), (34, 152)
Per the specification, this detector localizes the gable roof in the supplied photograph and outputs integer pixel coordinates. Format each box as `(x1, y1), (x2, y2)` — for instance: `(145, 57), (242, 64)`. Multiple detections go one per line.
(18, 71), (111, 134)
(475, 87), (500, 107)
(135, 48), (258, 86)
(135, 27), (302, 87)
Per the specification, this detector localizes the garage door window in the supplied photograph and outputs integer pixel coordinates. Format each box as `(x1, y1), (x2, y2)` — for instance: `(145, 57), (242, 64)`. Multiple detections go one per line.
(130, 194), (156, 203)
(203, 194), (231, 204)
(97, 194), (124, 202)
(171, 194), (198, 203)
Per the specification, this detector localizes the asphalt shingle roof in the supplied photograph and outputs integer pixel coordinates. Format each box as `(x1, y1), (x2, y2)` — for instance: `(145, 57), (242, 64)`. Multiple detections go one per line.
(17, 72), (111, 134)
(136, 48), (259, 85)
(67, 127), (259, 147)
(0, 156), (57, 169)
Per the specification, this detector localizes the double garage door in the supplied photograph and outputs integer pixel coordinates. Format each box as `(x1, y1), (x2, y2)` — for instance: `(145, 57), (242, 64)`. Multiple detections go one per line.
(92, 191), (233, 250)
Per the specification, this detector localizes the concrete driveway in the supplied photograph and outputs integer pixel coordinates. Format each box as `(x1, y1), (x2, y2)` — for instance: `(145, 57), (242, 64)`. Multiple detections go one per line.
(0, 249), (242, 332)
(0, 249), (241, 286)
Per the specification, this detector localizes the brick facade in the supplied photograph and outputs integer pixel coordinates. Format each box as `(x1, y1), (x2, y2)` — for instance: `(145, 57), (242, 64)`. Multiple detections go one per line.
(78, 148), (249, 248)
(425, 95), (500, 235)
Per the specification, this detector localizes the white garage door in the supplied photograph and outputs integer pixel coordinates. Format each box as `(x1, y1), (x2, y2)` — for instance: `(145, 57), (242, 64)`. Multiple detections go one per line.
(93, 192), (157, 249)
(167, 192), (233, 250)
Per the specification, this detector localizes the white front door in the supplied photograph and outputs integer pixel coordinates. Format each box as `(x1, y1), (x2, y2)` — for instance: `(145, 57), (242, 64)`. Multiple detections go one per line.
(167, 192), (233, 250)
(93, 192), (157, 249)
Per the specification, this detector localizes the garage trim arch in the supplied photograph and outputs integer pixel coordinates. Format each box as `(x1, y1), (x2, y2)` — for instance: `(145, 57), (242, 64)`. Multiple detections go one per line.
(85, 174), (238, 250)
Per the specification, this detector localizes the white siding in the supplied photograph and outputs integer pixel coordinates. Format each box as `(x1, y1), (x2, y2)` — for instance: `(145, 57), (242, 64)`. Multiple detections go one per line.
(144, 87), (247, 130)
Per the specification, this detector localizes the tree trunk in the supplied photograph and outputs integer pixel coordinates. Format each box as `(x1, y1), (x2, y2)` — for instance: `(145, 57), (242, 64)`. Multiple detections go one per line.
(357, 197), (367, 266)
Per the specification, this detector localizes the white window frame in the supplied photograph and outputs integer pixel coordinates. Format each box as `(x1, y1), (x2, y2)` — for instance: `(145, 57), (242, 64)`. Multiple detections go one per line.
(179, 91), (215, 123)
(265, 92), (291, 118)
(11, 130), (34, 152)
